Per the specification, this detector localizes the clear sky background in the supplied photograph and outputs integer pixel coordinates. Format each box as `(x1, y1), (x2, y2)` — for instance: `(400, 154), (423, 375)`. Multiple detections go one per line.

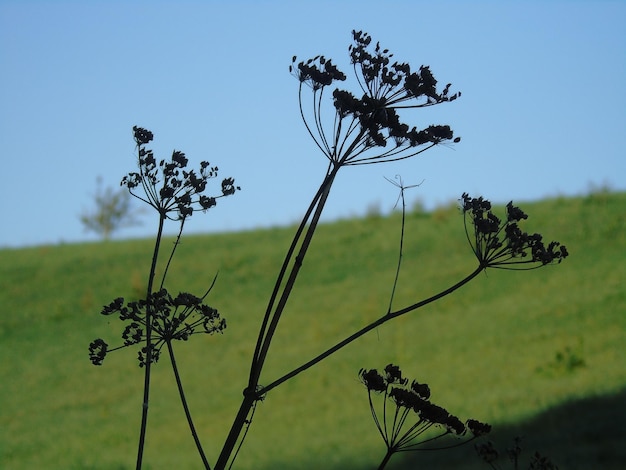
(1, 1), (624, 248)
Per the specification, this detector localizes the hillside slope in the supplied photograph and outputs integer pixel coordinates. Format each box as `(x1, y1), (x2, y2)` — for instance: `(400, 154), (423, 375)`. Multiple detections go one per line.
(1, 191), (624, 469)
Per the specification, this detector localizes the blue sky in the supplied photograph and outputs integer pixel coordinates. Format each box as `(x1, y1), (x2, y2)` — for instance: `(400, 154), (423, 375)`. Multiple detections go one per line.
(1, 1), (624, 248)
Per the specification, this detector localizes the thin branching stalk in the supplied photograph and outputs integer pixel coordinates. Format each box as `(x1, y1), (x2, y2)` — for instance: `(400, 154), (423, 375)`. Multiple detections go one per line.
(90, 126), (238, 469)
(160, 217), (186, 291)
(136, 213), (165, 470)
(215, 396), (256, 470)
(89, 27), (569, 467)
(368, 390), (386, 443)
(228, 400), (259, 470)
(384, 176), (420, 314)
(259, 265), (484, 396)
(216, 165), (340, 469)
(248, 165), (335, 384)
(253, 166), (338, 376)
(166, 340), (211, 469)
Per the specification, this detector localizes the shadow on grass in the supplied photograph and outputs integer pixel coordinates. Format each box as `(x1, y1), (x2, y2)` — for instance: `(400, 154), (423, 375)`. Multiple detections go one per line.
(395, 388), (626, 470)
(261, 388), (626, 469)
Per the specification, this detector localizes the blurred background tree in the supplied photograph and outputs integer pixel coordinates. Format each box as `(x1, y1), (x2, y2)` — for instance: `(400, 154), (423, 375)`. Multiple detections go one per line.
(80, 176), (143, 240)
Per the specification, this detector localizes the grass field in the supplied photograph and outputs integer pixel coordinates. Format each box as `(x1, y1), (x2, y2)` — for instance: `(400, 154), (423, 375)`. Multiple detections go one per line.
(1, 190), (624, 469)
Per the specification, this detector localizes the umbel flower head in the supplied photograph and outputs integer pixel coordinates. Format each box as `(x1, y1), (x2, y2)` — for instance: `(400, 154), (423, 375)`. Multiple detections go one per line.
(290, 30), (461, 167)
(461, 193), (569, 270)
(359, 364), (490, 460)
(89, 288), (226, 366)
(121, 126), (240, 220)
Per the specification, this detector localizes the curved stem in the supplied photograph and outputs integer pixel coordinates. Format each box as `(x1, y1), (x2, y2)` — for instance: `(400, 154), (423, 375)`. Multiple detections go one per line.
(385, 177), (413, 315)
(253, 166), (338, 379)
(260, 265), (484, 396)
(215, 165), (340, 470)
(166, 340), (211, 469)
(160, 217), (186, 290)
(248, 165), (333, 383)
(136, 213), (165, 469)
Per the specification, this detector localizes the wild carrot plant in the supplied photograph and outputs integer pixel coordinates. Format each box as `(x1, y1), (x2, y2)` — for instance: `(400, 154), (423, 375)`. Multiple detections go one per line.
(89, 30), (567, 469)
(89, 126), (239, 468)
(359, 364), (491, 469)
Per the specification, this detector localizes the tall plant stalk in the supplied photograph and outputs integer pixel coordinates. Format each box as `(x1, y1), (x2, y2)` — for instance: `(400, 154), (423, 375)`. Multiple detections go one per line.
(214, 31), (567, 468)
(135, 193), (165, 470)
(89, 126), (238, 469)
(215, 164), (339, 468)
(89, 31), (567, 469)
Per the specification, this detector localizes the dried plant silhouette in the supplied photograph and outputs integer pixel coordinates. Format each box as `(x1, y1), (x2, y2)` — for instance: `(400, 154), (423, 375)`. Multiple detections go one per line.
(89, 30), (567, 469)
(89, 126), (239, 468)
(360, 364), (491, 469)
(475, 437), (560, 470)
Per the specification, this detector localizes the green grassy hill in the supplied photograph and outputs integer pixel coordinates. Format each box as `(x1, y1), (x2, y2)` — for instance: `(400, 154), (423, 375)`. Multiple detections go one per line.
(1, 191), (625, 469)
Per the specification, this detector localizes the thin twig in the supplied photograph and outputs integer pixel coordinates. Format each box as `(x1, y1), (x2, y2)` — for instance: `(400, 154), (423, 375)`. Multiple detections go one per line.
(166, 340), (211, 469)
(228, 398), (259, 470)
(259, 265), (484, 396)
(160, 217), (186, 290)
(384, 176), (422, 314)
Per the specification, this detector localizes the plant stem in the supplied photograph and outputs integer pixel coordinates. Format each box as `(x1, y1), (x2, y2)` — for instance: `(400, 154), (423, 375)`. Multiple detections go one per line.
(160, 217), (186, 290)
(248, 167), (334, 384)
(378, 449), (394, 470)
(386, 178), (410, 315)
(260, 265), (484, 395)
(215, 166), (339, 470)
(135, 214), (165, 470)
(166, 340), (211, 469)
(253, 167), (337, 378)
(214, 395), (256, 470)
